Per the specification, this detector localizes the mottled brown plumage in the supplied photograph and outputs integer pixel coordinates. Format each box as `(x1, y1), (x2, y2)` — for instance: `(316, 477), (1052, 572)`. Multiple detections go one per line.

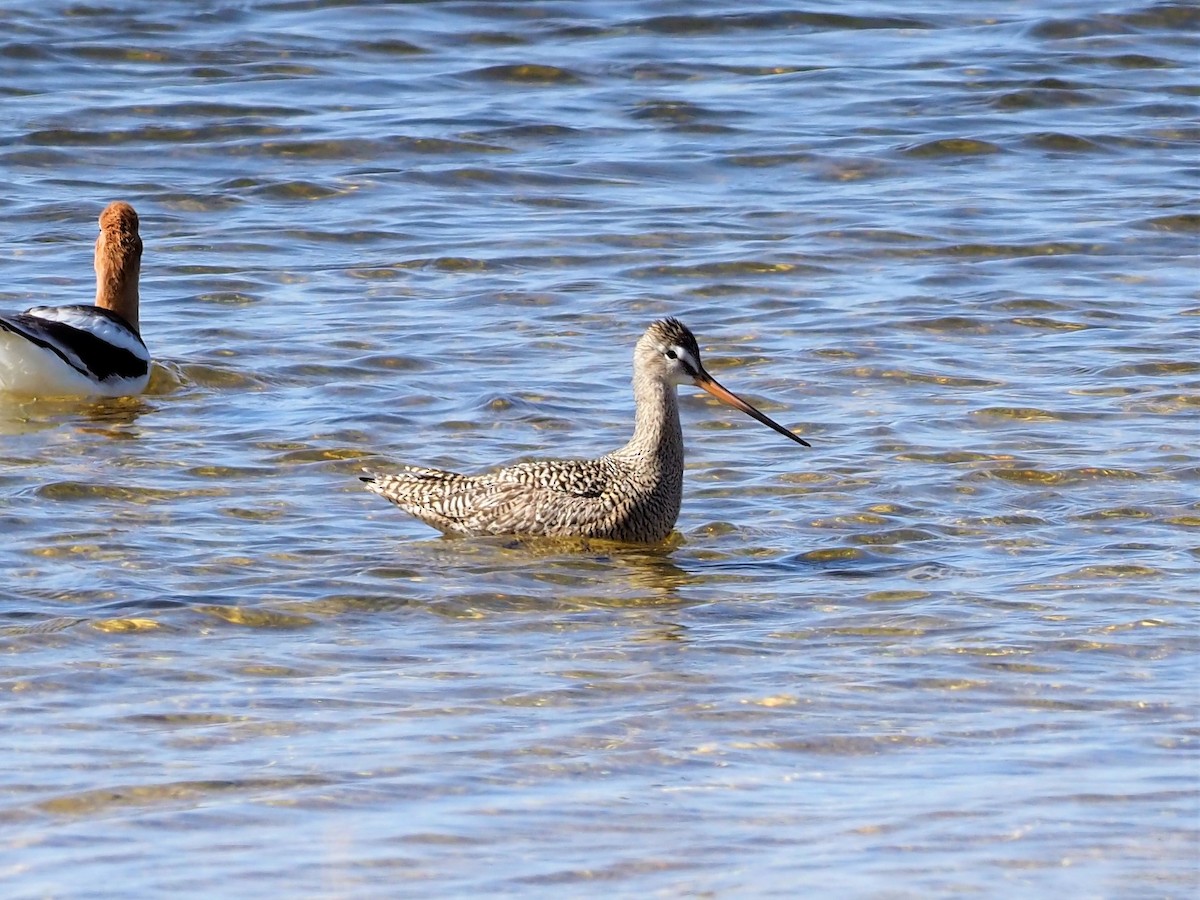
(362, 318), (809, 542)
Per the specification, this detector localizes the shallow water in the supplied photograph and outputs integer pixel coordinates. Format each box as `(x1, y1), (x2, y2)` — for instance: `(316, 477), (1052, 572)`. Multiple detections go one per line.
(2, 0), (1198, 895)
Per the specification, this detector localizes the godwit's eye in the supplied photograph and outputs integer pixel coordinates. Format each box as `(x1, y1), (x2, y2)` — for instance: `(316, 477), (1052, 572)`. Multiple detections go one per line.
(665, 349), (678, 360)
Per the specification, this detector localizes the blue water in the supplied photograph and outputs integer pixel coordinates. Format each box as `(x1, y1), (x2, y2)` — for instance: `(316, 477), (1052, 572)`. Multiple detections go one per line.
(2, 1), (1197, 895)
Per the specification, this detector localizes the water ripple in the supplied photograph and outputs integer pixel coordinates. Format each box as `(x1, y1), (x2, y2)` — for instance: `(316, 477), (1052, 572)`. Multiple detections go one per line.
(2, 0), (1197, 895)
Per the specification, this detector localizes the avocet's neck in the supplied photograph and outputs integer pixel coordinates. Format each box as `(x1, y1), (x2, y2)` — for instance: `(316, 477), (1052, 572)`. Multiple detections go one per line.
(93, 203), (142, 332)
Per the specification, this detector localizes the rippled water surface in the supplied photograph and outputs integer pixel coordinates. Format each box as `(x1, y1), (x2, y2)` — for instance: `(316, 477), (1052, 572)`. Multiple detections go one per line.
(2, 0), (1198, 895)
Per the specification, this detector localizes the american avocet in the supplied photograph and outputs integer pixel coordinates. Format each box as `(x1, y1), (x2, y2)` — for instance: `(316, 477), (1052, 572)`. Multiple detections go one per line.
(0, 201), (149, 398)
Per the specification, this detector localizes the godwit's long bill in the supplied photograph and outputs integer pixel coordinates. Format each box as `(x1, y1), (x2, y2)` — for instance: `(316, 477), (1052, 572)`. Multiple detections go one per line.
(362, 318), (809, 543)
(0, 201), (149, 398)
(679, 351), (810, 449)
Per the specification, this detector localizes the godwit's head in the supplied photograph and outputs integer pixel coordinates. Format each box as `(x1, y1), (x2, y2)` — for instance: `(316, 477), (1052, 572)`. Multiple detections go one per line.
(634, 317), (810, 447)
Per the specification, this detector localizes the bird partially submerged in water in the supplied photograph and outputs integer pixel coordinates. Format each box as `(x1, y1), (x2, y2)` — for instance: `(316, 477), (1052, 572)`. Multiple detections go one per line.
(0, 201), (149, 397)
(362, 318), (810, 543)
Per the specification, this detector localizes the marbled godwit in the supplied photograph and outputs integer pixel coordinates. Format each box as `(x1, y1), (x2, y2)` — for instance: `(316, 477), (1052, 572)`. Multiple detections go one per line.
(361, 318), (809, 542)
(0, 201), (149, 397)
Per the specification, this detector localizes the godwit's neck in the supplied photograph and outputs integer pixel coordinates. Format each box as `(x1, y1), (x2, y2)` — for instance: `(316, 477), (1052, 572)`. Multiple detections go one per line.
(94, 237), (141, 332)
(614, 373), (684, 468)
